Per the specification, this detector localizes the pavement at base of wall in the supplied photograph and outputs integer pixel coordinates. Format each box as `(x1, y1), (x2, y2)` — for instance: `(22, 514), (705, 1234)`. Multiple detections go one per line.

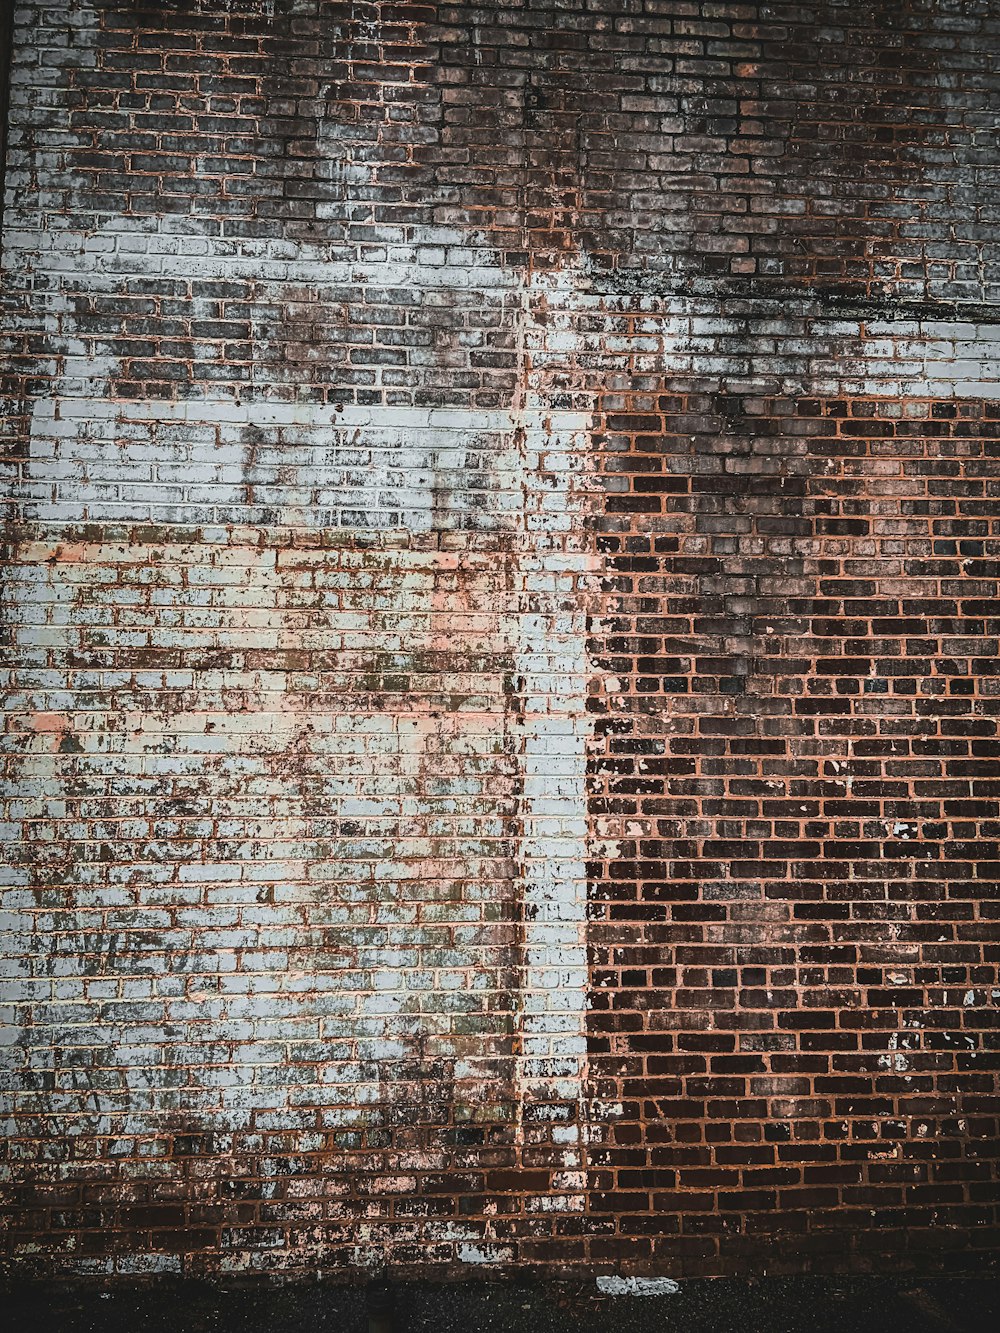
(4, 1276), (1000, 1333)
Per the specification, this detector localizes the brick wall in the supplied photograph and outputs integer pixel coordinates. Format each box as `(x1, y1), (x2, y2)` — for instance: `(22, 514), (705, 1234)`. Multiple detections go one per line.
(1, 0), (998, 1280)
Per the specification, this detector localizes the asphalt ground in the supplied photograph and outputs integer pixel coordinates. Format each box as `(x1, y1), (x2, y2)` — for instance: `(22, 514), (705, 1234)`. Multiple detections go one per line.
(5, 1275), (1000, 1333)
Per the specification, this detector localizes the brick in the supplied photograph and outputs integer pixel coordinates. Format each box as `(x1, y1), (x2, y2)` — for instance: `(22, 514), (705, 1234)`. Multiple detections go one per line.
(1, 0), (999, 1284)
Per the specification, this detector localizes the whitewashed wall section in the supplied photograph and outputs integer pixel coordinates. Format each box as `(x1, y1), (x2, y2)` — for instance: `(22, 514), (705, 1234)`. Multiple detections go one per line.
(3, 209), (600, 1235)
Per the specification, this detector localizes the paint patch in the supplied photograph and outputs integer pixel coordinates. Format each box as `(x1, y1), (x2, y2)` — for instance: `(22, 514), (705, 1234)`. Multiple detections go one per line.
(457, 1243), (514, 1266)
(597, 1276), (681, 1297)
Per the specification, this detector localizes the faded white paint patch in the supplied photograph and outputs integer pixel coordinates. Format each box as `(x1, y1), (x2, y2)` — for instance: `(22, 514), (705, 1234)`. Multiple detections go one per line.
(597, 1276), (681, 1297)
(6, 30), (607, 1239)
(457, 1242), (515, 1266)
(26, 397), (525, 530)
(510, 264), (599, 1212)
(861, 320), (1000, 398)
(15, 215), (522, 530)
(8, 255), (605, 1230)
(1, 541), (521, 1126)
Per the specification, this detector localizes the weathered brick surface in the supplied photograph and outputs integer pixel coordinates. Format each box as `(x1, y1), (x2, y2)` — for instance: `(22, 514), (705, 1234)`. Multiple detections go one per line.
(1, 0), (998, 1280)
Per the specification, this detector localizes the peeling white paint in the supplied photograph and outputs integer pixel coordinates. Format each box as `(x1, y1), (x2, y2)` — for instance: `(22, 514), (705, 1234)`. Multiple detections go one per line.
(7, 205), (604, 1228)
(457, 1242), (514, 1266)
(510, 263), (598, 1211)
(25, 396), (531, 531)
(597, 1276), (681, 1297)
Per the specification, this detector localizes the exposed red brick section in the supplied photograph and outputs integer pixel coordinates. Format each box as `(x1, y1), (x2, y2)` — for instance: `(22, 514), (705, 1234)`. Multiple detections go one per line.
(1, 0), (999, 1283)
(587, 387), (1000, 1274)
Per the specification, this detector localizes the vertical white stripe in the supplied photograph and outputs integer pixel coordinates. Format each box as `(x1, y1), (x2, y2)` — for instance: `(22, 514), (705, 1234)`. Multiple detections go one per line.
(511, 266), (597, 1210)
